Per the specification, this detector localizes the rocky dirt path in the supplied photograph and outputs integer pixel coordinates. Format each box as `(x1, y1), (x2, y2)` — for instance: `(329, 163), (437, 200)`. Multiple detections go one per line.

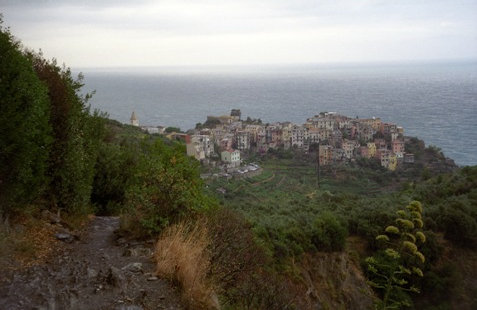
(0, 216), (184, 310)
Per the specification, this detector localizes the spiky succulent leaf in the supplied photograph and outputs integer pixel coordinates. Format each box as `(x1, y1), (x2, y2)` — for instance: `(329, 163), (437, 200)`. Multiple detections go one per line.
(409, 286), (421, 293)
(399, 265), (412, 275)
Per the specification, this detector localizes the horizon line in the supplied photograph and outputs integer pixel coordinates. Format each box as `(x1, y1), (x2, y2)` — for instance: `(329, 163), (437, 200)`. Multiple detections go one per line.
(74, 58), (477, 71)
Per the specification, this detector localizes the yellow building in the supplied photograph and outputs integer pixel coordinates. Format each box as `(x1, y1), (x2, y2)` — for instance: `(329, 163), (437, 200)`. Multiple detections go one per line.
(388, 154), (397, 171)
(367, 142), (376, 158)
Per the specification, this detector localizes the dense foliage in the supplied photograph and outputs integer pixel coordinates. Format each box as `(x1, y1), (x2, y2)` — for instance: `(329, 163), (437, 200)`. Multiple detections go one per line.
(91, 142), (137, 214)
(121, 138), (214, 236)
(207, 156), (477, 309)
(0, 21), (51, 212)
(410, 166), (477, 248)
(31, 55), (105, 213)
(0, 19), (106, 216)
(0, 22), (210, 233)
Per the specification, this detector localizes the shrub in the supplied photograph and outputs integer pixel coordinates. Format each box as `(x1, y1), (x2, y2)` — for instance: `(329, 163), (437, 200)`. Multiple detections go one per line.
(123, 139), (214, 236)
(225, 269), (302, 310)
(311, 211), (347, 252)
(206, 209), (268, 303)
(91, 142), (137, 214)
(439, 207), (477, 247)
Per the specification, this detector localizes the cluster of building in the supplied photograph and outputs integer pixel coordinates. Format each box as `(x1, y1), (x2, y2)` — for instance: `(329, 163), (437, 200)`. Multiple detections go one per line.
(131, 110), (415, 171)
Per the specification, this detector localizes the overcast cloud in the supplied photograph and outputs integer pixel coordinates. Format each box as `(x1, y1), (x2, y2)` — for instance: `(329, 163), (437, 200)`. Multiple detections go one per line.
(1, 0), (476, 67)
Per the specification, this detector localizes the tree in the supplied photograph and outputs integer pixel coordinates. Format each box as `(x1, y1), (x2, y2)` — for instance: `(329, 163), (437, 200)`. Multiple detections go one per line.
(164, 126), (181, 133)
(31, 54), (104, 213)
(0, 19), (52, 213)
(366, 201), (426, 309)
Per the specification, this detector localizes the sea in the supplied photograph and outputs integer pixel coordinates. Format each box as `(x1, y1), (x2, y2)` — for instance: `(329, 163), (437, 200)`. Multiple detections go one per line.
(79, 61), (477, 166)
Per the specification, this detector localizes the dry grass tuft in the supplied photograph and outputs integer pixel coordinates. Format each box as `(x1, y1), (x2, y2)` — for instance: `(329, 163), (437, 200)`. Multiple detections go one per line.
(154, 221), (219, 309)
(0, 213), (60, 271)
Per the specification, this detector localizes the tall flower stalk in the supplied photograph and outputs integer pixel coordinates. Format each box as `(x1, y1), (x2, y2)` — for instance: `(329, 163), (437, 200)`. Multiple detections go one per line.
(366, 201), (426, 309)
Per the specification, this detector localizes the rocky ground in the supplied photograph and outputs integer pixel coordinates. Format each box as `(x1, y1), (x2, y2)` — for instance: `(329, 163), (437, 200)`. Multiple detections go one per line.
(0, 216), (184, 310)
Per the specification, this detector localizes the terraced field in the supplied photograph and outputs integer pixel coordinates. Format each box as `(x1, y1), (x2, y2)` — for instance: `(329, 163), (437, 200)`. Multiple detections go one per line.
(206, 158), (391, 261)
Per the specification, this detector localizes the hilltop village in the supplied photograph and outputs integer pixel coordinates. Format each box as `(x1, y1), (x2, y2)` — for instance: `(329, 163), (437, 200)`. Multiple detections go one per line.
(132, 109), (415, 173)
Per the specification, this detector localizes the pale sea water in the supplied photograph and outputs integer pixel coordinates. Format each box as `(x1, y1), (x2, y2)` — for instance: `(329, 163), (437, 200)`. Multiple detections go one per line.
(80, 62), (477, 166)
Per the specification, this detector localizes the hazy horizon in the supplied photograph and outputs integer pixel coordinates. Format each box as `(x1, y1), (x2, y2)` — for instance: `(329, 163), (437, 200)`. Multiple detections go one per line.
(74, 59), (477, 75)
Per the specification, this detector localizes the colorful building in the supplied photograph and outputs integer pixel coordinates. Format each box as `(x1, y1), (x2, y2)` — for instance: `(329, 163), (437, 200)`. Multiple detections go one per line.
(319, 145), (333, 165)
(392, 139), (405, 156)
(367, 142), (377, 158)
(186, 135), (213, 161)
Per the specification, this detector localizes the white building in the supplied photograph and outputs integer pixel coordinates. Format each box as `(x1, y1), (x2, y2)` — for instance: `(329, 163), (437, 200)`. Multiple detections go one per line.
(291, 125), (305, 148)
(221, 149), (241, 167)
(141, 126), (165, 134)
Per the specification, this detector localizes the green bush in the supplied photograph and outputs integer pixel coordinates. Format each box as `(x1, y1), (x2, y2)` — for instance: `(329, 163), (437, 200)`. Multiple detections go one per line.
(412, 167), (477, 247)
(438, 207), (477, 247)
(311, 211), (347, 251)
(123, 139), (214, 236)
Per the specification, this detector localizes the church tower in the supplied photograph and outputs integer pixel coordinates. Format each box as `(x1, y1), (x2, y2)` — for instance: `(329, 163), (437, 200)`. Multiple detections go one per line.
(130, 111), (139, 126)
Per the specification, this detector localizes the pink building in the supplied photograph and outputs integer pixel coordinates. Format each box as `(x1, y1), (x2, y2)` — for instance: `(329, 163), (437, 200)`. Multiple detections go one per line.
(392, 140), (405, 155)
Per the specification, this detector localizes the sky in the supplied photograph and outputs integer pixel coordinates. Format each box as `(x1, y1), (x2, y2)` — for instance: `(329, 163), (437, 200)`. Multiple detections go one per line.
(1, 0), (476, 67)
